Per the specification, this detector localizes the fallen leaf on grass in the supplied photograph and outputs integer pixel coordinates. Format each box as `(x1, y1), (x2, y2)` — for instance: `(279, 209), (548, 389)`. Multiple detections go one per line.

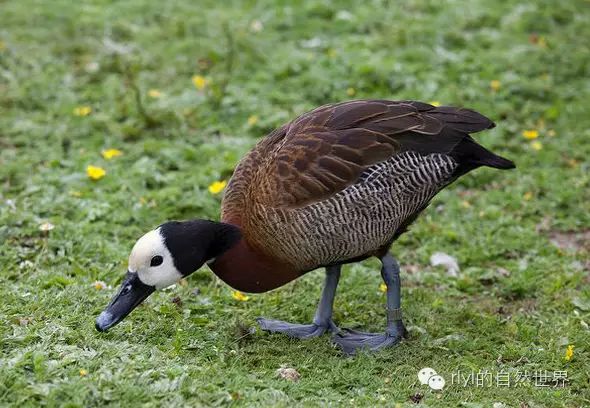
(276, 365), (300, 382)
(430, 252), (460, 276)
(250, 20), (263, 32)
(406, 325), (427, 336)
(571, 297), (590, 311)
(432, 333), (464, 345)
(148, 89), (162, 98)
(39, 222), (55, 232)
(19, 260), (34, 269)
(535, 216), (552, 232)
(404, 264), (421, 274)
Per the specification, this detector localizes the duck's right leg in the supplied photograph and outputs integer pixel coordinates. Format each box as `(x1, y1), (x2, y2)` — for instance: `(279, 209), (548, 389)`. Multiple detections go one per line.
(257, 265), (341, 339)
(332, 253), (407, 354)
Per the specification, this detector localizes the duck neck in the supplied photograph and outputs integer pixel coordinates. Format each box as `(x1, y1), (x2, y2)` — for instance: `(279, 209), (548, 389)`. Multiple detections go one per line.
(207, 219), (300, 293)
(206, 221), (243, 260)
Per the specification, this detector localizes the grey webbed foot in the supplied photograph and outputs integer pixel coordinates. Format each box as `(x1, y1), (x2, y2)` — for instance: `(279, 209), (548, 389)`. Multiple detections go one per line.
(258, 265), (341, 340)
(332, 320), (406, 354)
(257, 317), (338, 339)
(332, 329), (402, 354)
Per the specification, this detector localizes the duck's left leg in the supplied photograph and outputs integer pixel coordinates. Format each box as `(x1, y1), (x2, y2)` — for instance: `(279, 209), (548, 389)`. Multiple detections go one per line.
(257, 265), (341, 339)
(333, 253), (407, 354)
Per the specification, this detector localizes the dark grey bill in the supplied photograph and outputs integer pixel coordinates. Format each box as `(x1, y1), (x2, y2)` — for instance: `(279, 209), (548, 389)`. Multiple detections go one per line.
(95, 271), (155, 332)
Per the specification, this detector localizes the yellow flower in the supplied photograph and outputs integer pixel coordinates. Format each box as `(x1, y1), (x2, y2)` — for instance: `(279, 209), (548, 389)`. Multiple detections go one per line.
(523, 192), (533, 201)
(522, 129), (539, 140)
(148, 89), (162, 98)
(247, 115), (259, 126)
(93, 281), (107, 290)
(86, 165), (106, 180)
(538, 36), (547, 48)
(69, 190), (82, 198)
(379, 283), (387, 293)
(346, 87), (356, 97)
(73, 106), (92, 116)
(565, 345), (574, 361)
(192, 75), (208, 90)
(461, 200), (471, 208)
(208, 180), (227, 195)
(232, 290), (249, 301)
(490, 80), (501, 92)
(79, 369), (88, 377)
(429, 101), (441, 107)
(531, 141), (543, 151)
(101, 148), (122, 160)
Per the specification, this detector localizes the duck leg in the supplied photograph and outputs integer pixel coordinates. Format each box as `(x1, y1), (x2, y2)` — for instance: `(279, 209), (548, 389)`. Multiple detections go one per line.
(257, 265), (341, 339)
(333, 253), (407, 354)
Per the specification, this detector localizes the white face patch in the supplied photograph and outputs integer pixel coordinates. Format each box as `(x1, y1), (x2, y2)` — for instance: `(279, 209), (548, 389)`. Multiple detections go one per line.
(128, 228), (182, 290)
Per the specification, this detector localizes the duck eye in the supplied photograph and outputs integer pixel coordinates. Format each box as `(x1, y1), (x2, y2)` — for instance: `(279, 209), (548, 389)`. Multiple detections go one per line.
(150, 255), (163, 267)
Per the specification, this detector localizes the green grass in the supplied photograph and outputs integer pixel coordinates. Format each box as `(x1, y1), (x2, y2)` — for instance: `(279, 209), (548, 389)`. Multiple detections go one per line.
(1, 0), (589, 406)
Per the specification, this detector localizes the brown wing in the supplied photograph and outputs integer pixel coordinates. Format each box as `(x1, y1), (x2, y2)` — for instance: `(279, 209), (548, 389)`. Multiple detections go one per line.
(250, 100), (494, 208)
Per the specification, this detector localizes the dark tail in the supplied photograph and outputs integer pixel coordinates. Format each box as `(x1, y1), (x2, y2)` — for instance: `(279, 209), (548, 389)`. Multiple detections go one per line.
(451, 136), (515, 174)
(424, 104), (514, 172)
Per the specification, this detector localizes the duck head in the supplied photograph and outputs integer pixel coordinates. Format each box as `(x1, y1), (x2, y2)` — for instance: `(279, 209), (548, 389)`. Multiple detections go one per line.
(95, 219), (241, 332)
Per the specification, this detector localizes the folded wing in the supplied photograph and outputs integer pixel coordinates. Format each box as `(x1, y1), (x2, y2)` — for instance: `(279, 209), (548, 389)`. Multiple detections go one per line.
(252, 100), (496, 208)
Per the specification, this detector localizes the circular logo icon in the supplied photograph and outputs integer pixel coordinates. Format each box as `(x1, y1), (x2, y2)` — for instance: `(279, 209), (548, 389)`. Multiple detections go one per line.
(428, 374), (446, 390)
(418, 368), (445, 390)
(418, 367), (437, 385)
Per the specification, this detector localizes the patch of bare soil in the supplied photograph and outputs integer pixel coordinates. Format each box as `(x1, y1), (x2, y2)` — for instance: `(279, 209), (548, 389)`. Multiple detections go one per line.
(549, 230), (590, 252)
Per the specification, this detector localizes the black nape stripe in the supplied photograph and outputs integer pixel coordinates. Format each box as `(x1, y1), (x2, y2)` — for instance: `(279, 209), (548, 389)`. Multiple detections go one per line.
(158, 220), (241, 276)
